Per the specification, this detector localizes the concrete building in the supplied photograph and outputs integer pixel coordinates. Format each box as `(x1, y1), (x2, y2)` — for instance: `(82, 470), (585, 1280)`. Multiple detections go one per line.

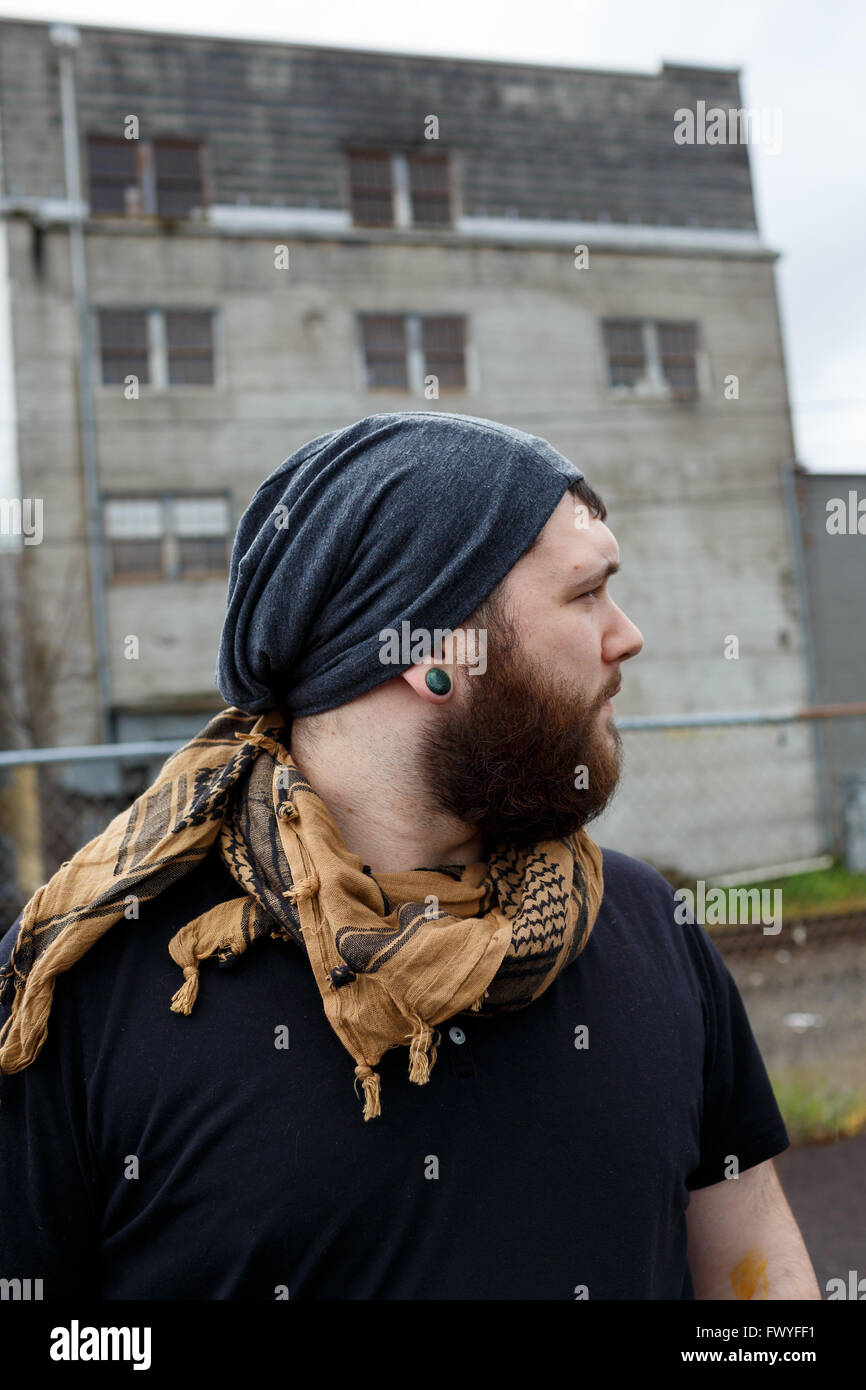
(792, 469), (866, 866)
(0, 17), (826, 874)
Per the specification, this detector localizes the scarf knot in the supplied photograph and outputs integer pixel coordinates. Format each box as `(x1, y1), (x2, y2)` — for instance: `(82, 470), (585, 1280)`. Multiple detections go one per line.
(282, 873), (319, 904)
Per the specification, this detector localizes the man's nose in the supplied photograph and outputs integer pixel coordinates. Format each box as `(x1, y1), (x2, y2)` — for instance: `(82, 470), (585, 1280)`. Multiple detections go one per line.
(605, 604), (643, 664)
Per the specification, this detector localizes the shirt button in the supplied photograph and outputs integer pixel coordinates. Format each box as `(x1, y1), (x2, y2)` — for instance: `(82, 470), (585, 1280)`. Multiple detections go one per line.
(448, 1026), (466, 1045)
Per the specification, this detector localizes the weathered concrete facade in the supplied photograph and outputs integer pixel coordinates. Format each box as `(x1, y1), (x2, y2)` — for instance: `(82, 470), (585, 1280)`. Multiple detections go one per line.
(0, 18), (824, 873)
(793, 471), (866, 860)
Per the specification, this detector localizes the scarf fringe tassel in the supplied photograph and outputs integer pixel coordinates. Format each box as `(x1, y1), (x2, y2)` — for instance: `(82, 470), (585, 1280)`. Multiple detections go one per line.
(350, 1018), (442, 1122)
(170, 964), (200, 1015)
(407, 1021), (439, 1085)
(353, 1063), (381, 1121)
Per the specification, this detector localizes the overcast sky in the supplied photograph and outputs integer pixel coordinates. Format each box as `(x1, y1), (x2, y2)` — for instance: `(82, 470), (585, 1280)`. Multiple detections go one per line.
(2, 0), (863, 473)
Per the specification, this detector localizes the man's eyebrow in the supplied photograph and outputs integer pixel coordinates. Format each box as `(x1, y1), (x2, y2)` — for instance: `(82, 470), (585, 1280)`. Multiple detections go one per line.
(566, 558), (620, 590)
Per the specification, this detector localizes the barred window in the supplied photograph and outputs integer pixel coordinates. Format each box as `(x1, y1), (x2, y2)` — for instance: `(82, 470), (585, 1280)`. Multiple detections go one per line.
(347, 151), (394, 227)
(98, 309), (149, 385)
(657, 321), (699, 400)
(87, 137), (140, 215)
(154, 141), (204, 218)
(165, 310), (214, 386)
(602, 318), (701, 400)
(421, 316), (466, 387)
(103, 498), (164, 577)
(360, 315), (409, 388)
(174, 496), (231, 575)
(87, 136), (203, 219)
(102, 495), (231, 581)
(602, 320), (645, 389)
(407, 154), (452, 226)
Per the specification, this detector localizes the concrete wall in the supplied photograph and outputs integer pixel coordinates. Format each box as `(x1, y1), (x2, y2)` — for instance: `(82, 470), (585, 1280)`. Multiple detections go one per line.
(795, 471), (866, 854)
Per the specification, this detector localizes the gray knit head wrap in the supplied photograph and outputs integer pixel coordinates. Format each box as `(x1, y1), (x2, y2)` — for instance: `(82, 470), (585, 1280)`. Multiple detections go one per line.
(215, 411), (584, 717)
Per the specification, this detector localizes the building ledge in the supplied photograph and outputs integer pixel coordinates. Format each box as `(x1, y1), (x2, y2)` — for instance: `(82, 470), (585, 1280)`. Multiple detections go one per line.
(0, 196), (777, 259)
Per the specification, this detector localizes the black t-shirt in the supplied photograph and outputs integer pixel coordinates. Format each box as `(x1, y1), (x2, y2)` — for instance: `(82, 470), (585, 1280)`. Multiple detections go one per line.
(0, 844), (788, 1300)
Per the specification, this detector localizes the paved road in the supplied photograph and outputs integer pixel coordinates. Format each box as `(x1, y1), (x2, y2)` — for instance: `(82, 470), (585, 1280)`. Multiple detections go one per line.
(775, 1130), (866, 1297)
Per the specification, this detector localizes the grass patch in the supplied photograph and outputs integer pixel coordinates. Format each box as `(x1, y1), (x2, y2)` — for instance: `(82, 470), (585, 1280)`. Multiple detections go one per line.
(746, 864), (866, 918)
(769, 1068), (866, 1144)
(657, 861), (866, 923)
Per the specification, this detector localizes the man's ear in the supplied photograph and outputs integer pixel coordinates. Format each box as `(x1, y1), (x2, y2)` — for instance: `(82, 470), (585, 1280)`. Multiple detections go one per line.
(400, 662), (454, 702)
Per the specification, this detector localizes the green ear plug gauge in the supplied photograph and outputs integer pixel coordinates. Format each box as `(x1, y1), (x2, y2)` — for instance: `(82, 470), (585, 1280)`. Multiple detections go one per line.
(425, 667), (451, 695)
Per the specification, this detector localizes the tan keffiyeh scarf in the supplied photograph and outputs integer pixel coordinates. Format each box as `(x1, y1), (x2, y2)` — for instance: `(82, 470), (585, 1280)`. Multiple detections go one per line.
(0, 708), (604, 1120)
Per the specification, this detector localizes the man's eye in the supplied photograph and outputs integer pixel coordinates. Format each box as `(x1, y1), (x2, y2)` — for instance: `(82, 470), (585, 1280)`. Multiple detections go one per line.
(576, 588), (599, 601)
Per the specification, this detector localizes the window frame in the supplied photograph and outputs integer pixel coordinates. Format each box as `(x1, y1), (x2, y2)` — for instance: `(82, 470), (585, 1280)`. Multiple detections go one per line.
(152, 138), (208, 220)
(94, 307), (218, 392)
(85, 134), (206, 219)
(102, 491), (233, 584)
(358, 311), (468, 394)
(96, 308), (152, 386)
(601, 316), (702, 402)
(419, 314), (467, 389)
(358, 313), (410, 389)
(405, 150), (454, 228)
(85, 135), (144, 216)
(164, 308), (216, 387)
(344, 147), (397, 228)
(102, 496), (167, 583)
(344, 147), (455, 229)
(655, 320), (701, 401)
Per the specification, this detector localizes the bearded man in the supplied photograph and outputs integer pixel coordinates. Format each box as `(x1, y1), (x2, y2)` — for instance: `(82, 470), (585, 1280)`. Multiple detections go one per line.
(0, 411), (818, 1301)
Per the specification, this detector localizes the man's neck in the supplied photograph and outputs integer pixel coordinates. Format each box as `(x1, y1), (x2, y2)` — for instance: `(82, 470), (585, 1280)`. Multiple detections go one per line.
(288, 733), (486, 875)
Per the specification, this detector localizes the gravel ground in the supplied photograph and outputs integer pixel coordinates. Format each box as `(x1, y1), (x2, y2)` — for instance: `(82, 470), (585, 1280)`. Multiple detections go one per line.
(724, 936), (866, 1092)
(721, 937), (866, 1296)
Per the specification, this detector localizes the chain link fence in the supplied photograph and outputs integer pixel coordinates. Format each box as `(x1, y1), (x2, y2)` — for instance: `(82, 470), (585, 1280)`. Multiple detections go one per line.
(1, 711), (866, 940)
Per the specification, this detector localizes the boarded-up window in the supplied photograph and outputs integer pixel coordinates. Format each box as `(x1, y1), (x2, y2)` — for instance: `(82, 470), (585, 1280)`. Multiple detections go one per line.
(104, 498), (164, 577)
(154, 141), (204, 218)
(98, 309), (149, 385)
(421, 316), (466, 387)
(174, 496), (230, 575)
(408, 154), (452, 225)
(602, 320), (646, 388)
(103, 494), (230, 580)
(87, 137), (140, 214)
(360, 315), (408, 388)
(348, 152), (394, 226)
(657, 321), (699, 399)
(165, 310), (214, 385)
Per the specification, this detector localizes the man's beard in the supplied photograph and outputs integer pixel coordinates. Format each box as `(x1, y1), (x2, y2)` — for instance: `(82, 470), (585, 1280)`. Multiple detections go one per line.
(415, 599), (623, 853)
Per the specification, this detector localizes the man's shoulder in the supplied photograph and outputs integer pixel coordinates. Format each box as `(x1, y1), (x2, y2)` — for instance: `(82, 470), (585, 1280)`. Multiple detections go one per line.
(594, 844), (731, 1000)
(0, 845), (239, 1005)
(591, 843), (713, 976)
(597, 843), (678, 907)
(0, 848), (288, 1081)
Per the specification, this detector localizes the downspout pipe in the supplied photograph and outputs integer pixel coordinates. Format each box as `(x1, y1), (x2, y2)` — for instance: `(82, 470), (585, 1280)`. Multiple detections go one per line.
(50, 24), (112, 742)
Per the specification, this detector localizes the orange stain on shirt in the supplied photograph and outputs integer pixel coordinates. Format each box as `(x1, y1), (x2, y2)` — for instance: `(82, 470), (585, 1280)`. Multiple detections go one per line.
(730, 1250), (769, 1300)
